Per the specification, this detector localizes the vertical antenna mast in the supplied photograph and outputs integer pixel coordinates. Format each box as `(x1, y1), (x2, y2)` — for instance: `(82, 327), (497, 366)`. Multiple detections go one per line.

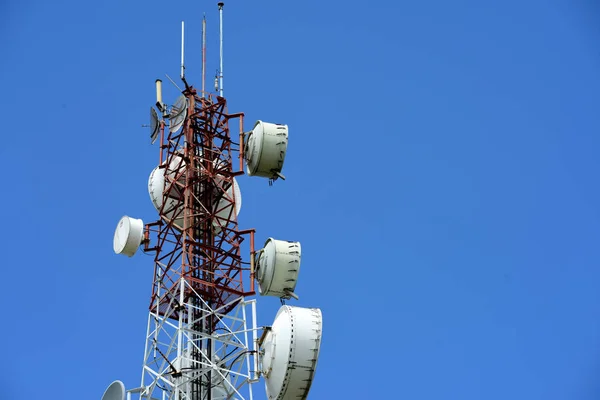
(181, 20), (185, 79)
(202, 14), (206, 97)
(218, 2), (224, 97)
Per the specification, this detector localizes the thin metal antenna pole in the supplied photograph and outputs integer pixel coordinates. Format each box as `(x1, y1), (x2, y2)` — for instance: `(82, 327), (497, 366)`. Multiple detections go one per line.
(218, 2), (224, 97)
(202, 14), (206, 97)
(165, 73), (183, 92)
(181, 21), (185, 79)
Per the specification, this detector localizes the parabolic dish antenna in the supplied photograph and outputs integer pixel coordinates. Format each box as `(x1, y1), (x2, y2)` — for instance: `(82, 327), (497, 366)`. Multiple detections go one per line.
(212, 177), (242, 234)
(147, 156), (184, 228)
(180, 350), (236, 399)
(113, 216), (144, 257)
(101, 380), (126, 400)
(245, 120), (288, 180)
(169, 95), (188, 133)
(147, 154), (241, 231)
(256, 238), (301, 298)
(261, 305), (322, 400)
(233, 178), (242, 211)
(209, 364), (236, 400)
(150, 107), (160, 144)
(209, 378), (236, 400)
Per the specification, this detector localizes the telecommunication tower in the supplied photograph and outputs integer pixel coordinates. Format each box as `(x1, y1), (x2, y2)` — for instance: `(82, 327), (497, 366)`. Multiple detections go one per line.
(103, 3), (323, 400)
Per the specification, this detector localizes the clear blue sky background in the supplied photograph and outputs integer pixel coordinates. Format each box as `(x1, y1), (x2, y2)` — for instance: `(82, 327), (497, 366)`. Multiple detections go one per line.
(1, 0), (600, 399)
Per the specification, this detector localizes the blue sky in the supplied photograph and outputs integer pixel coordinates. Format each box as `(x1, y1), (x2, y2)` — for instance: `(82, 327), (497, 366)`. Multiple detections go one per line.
(1, 0), (600, 399)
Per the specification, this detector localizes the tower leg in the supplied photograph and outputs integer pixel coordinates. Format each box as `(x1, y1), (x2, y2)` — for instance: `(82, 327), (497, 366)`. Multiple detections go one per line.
(138, 290), (258, 399)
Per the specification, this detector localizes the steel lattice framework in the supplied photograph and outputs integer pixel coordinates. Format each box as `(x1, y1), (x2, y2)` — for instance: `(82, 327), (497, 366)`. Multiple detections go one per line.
(138, 88), (259, 400)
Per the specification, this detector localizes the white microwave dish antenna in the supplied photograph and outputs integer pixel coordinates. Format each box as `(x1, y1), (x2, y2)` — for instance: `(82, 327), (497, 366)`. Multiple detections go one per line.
(149, 107), (160, 144)
(148, 154), (241, 231)
(211, 175), (242, 234)
(113, 216), (144, 257)
(101, 380), (125, 400)
(256, 238), (301, 298)
(245, 120), (288, 180)
(261, 305), (323, 400)
(169, 95), (188, 133)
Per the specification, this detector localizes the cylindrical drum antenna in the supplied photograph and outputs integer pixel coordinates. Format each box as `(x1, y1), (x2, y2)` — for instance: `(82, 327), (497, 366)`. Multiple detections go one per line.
(155, 79), (163, 107)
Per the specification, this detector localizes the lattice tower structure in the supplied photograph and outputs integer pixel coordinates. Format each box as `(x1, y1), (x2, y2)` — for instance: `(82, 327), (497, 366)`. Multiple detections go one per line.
(141, 87), (257, 400)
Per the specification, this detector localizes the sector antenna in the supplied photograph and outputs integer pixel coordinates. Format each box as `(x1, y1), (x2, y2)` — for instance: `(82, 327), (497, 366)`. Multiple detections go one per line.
(102, 3), (323, 399)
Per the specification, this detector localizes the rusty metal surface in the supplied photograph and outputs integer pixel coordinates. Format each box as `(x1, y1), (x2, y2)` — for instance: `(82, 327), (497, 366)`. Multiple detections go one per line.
(144, 89), (255, 321)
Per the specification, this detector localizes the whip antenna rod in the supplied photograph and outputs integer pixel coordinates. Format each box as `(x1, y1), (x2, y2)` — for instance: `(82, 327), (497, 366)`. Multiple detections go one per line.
(180, 20), (185, 79)
(202, 14), (207, 96)
(218, 2), (224, 97)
